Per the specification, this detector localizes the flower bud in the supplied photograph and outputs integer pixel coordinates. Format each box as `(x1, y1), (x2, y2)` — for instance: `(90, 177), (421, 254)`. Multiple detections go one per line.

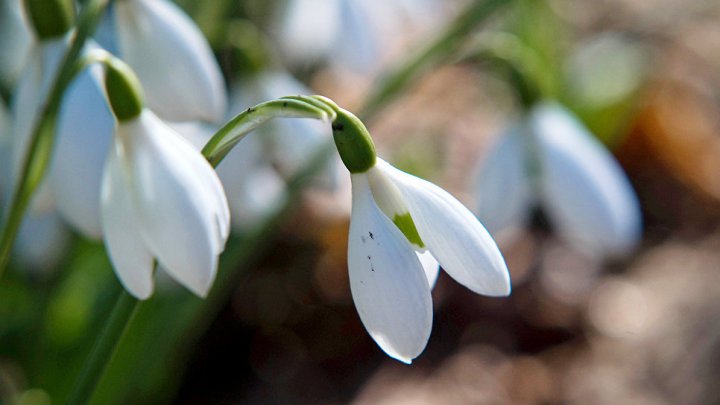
(331, 108), (376, 173)
(104, 57), (144, 122)
(24, 0), (74, 40)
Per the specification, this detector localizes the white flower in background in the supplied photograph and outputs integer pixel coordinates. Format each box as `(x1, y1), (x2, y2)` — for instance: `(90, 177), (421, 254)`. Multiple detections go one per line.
(49, 62), (114, 239)
(101, 110), (230, 299)
(229, 71), (342, 189)
(170, 121), (288, 233)
(273, 0), (381, 73)
(349, 158), (510, 363)
(10, 34), (68, 211)
(474, 102), (642, 258)
(10, 39), (116, 240)
(0, 0), (32, 90)
(101, 0), (227, 122)
(274, 0), (443, 74)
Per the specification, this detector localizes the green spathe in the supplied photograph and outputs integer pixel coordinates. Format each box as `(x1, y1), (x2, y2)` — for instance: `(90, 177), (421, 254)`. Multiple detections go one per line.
(331, 108), (376, 173)
(24, 0), (74, 39)
(393, 212), (425, 249)
(104, 58), (144, 122)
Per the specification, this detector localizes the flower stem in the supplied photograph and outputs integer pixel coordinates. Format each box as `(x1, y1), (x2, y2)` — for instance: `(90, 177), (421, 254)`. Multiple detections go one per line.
(66, 289), (139, 405)
(201, 97), (331, 166)
(0, 0), (109, 279)
(360, 0), (509, 121)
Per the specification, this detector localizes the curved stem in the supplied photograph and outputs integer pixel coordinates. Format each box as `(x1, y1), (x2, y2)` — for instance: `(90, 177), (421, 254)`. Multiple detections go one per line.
(201, 97), (330, 166)
(0, 0), (109, 279)
(65, 289), (139, 405)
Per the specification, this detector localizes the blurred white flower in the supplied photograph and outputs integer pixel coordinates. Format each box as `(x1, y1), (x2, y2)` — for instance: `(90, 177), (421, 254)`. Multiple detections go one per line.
(229, 71), (343, 189)
(0, 0), (32, 90)
(170, 121), (288, 233)
(474, 102), (642, 258)
(9, 37), (115, 240)
(349, 158), (510, 363)
(274, 0), (440, 73)
(102, 0), (227, 122)
(49, 62), (114, 239)
(101, 110), (230, 299)
(10, 35), (68, 209)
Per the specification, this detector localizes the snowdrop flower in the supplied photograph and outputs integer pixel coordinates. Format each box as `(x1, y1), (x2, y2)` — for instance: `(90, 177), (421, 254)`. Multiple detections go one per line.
(330, 104), (510, 363)
(100, 0), (226, 122)
(100, 60), (230, 299)
(474, 102), (642, 258)
(170, 121), (288, 232)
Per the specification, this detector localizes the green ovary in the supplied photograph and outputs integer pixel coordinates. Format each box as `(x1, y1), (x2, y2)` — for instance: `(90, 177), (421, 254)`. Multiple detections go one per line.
(393, 213), (425, 249)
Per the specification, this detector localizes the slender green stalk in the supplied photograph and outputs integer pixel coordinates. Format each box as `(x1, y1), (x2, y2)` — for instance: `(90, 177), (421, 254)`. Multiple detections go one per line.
(201, 98), (330, 166)
(360, 0), (509, 121)
(66, 289), (139, 405)
(0, 0), (109, 278)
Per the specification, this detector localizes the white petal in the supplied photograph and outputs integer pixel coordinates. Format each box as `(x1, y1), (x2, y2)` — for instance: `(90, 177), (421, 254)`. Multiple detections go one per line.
(532, 102), (642, 258)
(166, 120), (214, 151)
(379, 159), (511, 297)
(417, 250), (440, 289)
(119, 111), (230, 297)
(10, 38), (67, 191)
(170, 119), (288, 232)
(9, 38), (69, 215)
(348, 174), (433, 363)
(472, 123), (534, 236)
(50, 64), (113, 239)
(101, 149), (155, 299)
(115, 0), (226, 122)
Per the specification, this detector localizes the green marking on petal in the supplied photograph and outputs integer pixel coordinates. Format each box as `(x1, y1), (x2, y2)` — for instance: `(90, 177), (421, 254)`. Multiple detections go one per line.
(393, 213), (425, 249)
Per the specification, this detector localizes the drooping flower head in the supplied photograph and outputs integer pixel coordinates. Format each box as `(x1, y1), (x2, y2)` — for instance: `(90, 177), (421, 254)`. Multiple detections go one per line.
(100, 58), (230, 299)
(474, 102), (642, 258)
(326, 100), (510, 363)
